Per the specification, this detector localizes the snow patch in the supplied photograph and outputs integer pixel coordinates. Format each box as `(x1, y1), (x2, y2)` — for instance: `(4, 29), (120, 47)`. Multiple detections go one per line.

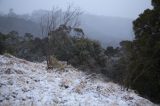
(0, 55), (156, 106)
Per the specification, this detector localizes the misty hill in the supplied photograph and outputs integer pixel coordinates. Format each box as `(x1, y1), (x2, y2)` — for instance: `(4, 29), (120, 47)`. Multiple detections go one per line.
(0, 13), (134, 46)
(0, 15), (41, 36)
(81, 14), (134, 47)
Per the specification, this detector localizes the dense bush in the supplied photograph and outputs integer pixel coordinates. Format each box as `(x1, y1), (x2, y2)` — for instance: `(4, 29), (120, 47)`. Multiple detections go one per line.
(115, 0), (160, 103)
(0, 26), (108, 73)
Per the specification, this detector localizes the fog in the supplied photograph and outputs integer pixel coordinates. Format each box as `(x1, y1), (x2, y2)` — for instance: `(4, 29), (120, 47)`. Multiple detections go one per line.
(0, 0), (153, 47)
(0, 0), (152, 18)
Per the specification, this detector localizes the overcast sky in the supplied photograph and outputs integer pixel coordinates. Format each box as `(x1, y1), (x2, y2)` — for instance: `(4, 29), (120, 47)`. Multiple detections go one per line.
(0, 0), (152, 19)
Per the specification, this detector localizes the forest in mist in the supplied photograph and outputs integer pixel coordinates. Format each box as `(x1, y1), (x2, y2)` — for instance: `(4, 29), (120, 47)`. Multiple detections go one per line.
(0, 10), (133, 47)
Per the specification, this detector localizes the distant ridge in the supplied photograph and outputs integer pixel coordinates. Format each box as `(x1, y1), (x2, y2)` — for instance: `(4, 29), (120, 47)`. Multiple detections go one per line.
(0, 13), (134, 46)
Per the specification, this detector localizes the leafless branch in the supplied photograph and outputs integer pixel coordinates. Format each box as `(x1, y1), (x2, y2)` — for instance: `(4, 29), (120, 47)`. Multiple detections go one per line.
(40, 5), (82, 69)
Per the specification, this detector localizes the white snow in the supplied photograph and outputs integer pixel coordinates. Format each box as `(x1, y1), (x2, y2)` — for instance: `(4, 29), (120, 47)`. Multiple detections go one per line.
(0, 54), (157, 106)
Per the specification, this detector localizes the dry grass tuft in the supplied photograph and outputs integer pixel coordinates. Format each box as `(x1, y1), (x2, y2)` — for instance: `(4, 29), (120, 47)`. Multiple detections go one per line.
(74, 81), (86, 94)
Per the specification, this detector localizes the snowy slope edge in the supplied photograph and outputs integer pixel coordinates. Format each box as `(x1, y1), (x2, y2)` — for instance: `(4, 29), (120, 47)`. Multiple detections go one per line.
(0, 54), (156, 106)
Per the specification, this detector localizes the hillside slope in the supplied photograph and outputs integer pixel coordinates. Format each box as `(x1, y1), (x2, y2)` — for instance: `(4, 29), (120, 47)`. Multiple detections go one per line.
(0, 14), (133, 46)
(0, 16), (41, 36)
(0, 55), (156, 106)
(81, 14), (134, 47)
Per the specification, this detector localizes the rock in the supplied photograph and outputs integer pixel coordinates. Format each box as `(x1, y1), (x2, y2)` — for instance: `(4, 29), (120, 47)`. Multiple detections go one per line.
(5, 97), (9, 100)
(8, 80), (13, 85)
(12, 95), (16, 98)
(22, 98), (26, 101)
(22, 87), (30, 92)
(0, 83), (5, 87)
(34, 79), (40, 82)
(5, 68), (13, 74)
(64, 85), (69, 89)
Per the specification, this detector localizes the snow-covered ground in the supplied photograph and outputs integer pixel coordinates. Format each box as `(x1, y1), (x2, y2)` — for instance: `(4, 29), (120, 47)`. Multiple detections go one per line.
(0, 54), (156, 106)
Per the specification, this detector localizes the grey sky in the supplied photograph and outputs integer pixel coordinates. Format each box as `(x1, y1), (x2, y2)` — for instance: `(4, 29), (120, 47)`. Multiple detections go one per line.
(0, 0), (152, 19)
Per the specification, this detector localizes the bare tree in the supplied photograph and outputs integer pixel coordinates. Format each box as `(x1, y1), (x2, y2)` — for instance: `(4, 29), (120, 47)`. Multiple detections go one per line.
(63, 4), (82, 27)
(40, 5), (82, 69)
